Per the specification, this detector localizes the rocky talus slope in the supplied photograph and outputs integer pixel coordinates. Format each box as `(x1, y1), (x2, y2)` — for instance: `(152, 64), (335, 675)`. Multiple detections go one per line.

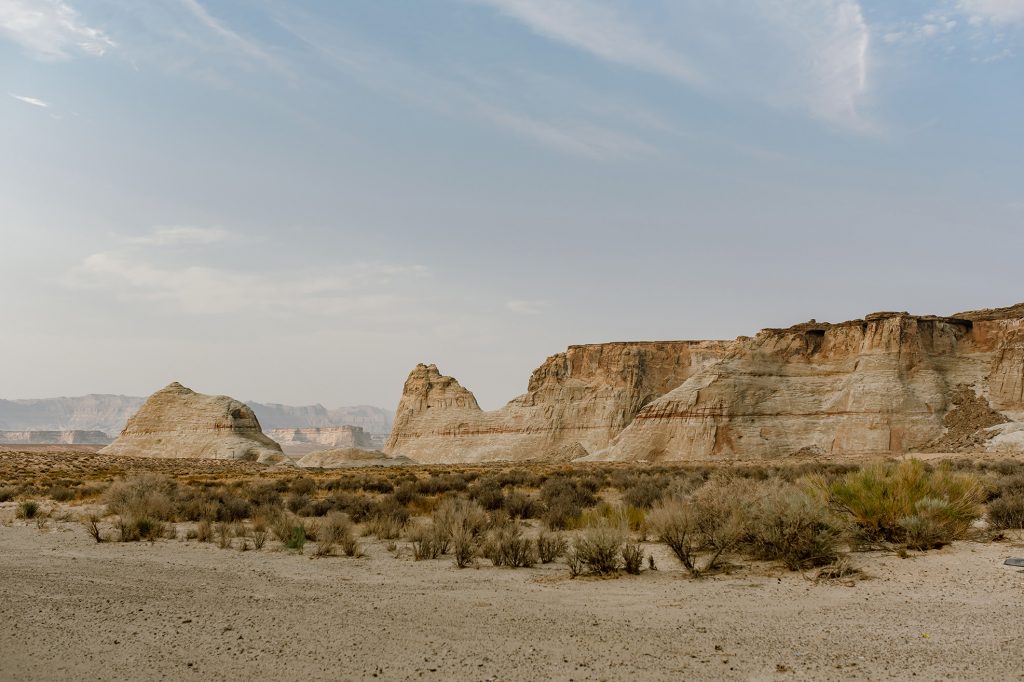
(383, 341), (733, 463)
(101, 383), (288, 464)
(386, 303), (1024, 463)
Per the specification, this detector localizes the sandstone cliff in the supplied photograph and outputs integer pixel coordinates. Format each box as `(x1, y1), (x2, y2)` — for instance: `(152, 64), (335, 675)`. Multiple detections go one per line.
(384, 341), (733, 463)
(600, 304), (1024, 461)
(101, 383), (289, 464)
(386, 303), (1024, 463)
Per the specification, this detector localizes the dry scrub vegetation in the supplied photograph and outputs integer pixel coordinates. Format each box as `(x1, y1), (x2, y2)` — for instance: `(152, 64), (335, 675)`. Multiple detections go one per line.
(2, 450), (1023, 579)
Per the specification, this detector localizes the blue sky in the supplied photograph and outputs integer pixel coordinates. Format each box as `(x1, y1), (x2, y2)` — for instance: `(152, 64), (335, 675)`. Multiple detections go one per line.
(1, 0), (1022, 409)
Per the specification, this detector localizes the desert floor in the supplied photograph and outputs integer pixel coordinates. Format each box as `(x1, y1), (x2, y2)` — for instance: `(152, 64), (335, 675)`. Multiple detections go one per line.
(1, 517), (1022, 682)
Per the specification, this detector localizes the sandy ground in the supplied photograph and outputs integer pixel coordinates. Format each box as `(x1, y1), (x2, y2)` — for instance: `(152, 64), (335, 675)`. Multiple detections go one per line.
(1, 517), (1023, 682)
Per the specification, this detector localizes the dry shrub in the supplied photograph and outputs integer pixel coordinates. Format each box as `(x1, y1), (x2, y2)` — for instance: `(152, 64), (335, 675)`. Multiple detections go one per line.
(314, 512), (355, 557)
(621, 541), (644, 575)
(105, 474), (175, 542)
(568, 520), (625, 576)
(81, 514), (104, 543)
(216, 521), (232, 549)
(822, 459), (983, 549)
(196, 519), (214, 543)
(484, 523), (537, 568)
(251, 517), (270, 550)
(744, 483), (840, 570)
(430, 498), (488, 568)
(365, 497), (410, 539)
(541, 477), (597, 530)
(622, 478), (669, 509)
(271, 513), (307, 552)
(16, 500), (39, 519)
(0, 485), (18, 503)
(648, 479), (749, 577)
(409, 522), (445, 560)
(536, 531), (567, 563)
(988, 492), (1024, 529)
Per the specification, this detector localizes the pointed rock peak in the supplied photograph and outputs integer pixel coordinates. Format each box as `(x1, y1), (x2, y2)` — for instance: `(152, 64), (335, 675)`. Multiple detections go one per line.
(162, 381), (191, 393)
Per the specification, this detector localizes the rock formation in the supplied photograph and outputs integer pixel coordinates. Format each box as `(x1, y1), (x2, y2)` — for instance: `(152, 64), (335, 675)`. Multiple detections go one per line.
(384, 341), (733, 463)
(601, 304), (1024, 461)
(268, 426), (374, 449)
(100, 383), (289, 464)
(0, 430), (113, 445)
(386, 303), (1024, 463)
(296, 448), (413, 468)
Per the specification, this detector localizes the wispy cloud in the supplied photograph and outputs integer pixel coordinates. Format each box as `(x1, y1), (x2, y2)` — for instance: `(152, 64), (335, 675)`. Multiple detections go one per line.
(482, 108), (654, 159)
(505, 299), (548, 315)
(470, 0), (874, 132)
(121, 226), (231, 247)
(273, 11), (657, 159)
(959, 0), (1024, 25)
(9, 93), (49, 108)
(178, 0), (283, 72)
(0, 0), (114, 60)
(67, 250), (430, 317)
(469, 0), (702, 85)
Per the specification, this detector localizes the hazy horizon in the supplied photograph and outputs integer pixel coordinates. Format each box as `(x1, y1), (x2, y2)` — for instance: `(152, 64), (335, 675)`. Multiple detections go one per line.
(3, 1), (1022, 410)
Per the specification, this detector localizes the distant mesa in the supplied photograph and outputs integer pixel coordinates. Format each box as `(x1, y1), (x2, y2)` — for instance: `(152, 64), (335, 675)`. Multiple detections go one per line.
(0, 430), (112, 445)
(100, 382), (290, 465)
(384, 302), (1024, 464)
(268, 426), (375, 457)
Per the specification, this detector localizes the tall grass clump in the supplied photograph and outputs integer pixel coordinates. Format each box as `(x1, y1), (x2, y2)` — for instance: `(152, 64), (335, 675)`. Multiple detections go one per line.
(821, 459), (983, 549)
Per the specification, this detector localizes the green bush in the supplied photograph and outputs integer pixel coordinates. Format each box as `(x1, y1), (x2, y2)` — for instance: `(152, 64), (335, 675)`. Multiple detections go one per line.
(744, 483), (840, 570)
(988, 492), (1024, 530)
(822, 459), (983, 549)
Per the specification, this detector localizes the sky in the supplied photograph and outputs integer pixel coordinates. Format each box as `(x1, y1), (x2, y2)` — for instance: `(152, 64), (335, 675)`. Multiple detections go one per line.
(1, 0), (1023, 410)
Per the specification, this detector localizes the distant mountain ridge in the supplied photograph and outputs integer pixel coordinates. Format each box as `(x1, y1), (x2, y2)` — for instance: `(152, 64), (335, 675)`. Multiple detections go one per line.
(0, 394), (393, 439)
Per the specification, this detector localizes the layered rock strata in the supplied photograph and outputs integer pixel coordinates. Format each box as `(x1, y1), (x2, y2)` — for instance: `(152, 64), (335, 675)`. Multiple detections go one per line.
(384, 341), (733, 463)
(601, 305), (1024, 461)
(101, 383), (288, 464)
(386, 303), (1024, 463)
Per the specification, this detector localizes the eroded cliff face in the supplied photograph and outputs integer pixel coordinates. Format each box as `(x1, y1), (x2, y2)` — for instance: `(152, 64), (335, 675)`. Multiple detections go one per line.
(601, 305), (1024, 461)
(384, 341), (733, 463)
(101, 383), (289, 464)
(386, 303), (1024, 464)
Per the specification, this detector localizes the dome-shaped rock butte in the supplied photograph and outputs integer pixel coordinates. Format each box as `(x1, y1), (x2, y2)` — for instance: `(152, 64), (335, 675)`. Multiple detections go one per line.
(384, 302), (1024, 463)
(100, 382), (289, 464)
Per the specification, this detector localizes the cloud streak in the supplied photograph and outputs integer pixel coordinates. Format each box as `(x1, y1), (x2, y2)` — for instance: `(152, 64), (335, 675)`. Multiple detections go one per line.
(9, 93), (49, 108)
(470, 0), (702, 85)
(0, 0), (114, 60)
